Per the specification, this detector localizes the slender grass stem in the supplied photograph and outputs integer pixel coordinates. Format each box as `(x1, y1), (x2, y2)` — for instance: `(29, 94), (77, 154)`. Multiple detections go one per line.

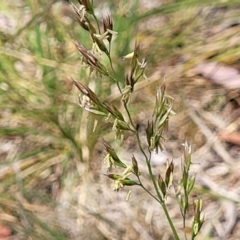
(70, 0), (202, 238)
(93, 14), (100, 33)
(161, 204), (180, 240)
(107, 54), (115, 74)
(136, 132), (180, 239)
(137, 177), (161, 204)
(123, 100), (180, 239)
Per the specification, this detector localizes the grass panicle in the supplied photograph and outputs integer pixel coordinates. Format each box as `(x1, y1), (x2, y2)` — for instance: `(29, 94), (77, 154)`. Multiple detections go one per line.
(69, 0), (204, 239)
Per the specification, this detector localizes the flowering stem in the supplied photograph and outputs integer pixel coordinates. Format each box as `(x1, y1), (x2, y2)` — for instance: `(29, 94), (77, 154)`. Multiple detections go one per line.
(136, 131), (180, 239)
(162, 204), (180, 240)
(122, 101), (179, 239)
(107, 54), (115, 74)
(137, 177), (161, 204)
(123, 101), (162, 202)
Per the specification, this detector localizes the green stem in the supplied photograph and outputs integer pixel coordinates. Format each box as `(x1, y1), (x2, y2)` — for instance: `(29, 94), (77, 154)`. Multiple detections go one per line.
(123, 101), (180, 239)
(135, 132), (163, 201)
(123, 100), (162, 202)
(93, 13), (100, 33)
(140, 148), (180, 239)
(138, 180), (161, 204)
(123, 101), (134, 128)
(183, 189), (188, 240)
(161, 204), (180, 240)
(107, 54), (115, 75)
(107, 75), (122, 94)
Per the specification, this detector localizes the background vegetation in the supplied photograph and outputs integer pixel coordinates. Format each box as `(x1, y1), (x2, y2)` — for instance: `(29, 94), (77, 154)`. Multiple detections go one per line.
(0, 0), (240, 239)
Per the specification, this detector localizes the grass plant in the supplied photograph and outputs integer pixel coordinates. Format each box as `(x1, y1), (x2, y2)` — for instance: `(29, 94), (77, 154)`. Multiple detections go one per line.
(0, 0), (240, 239)
(69, 0), (204, 239)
